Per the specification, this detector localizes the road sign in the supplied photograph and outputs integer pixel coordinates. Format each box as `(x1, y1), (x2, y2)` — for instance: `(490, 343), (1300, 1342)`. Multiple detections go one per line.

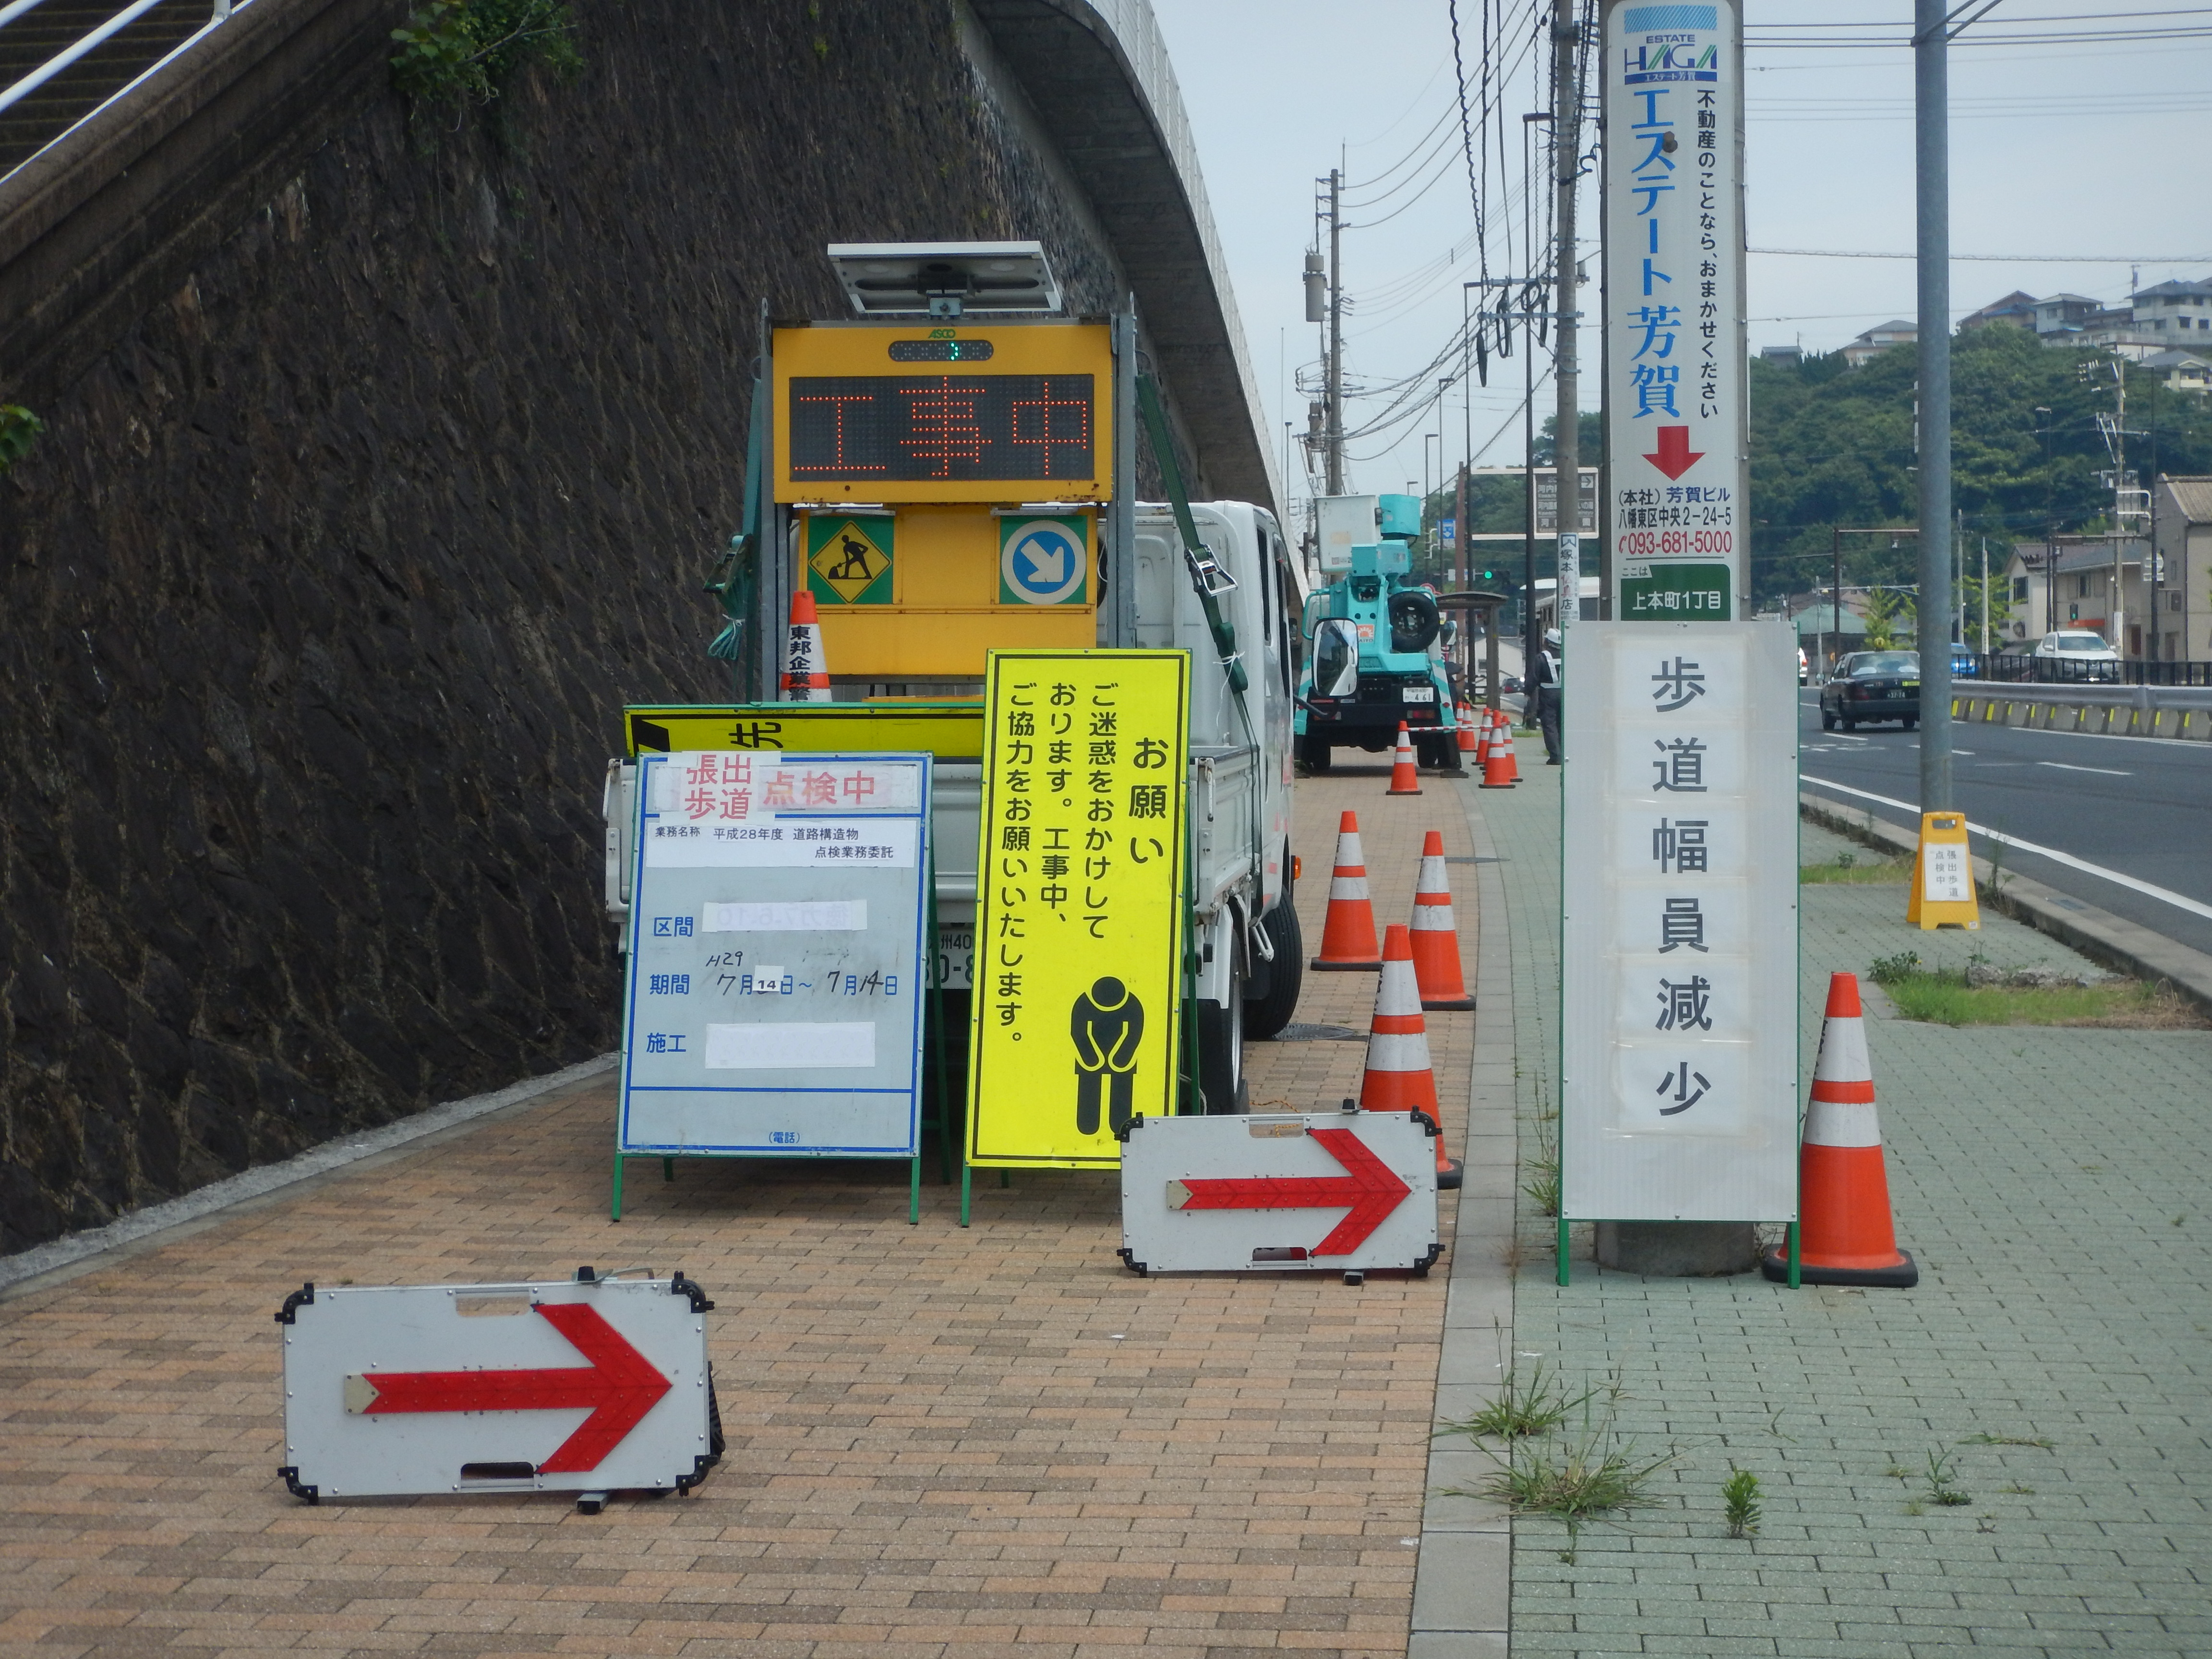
(1601, 0), (1746, 615)
(1907, 810), (1981, 930)
(807, 514), (893, 605)
(1559, 622), (1797, 1226)
(999, 515), (1090, 605)
(276, 1274), (715, 1503)
(966, 649), (1188, 1170)
(619, 752), (930, 1164)
(1117, 1110), (1441, 1276)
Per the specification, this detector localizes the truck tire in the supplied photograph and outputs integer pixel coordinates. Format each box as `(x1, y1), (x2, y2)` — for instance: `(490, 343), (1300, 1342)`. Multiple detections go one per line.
(1195, 997), (1248, 1115)
(1243, 901), (1304, 1041)
(1299, 733), (1331, 771)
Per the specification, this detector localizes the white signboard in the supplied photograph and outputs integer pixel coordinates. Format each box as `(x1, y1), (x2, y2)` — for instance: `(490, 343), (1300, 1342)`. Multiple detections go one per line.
(1118, 1110), (1440, 1276)
(619, 751), (930, 1158)
(1602, 0), (1744, 621)
(1316, 494), (1380, 574)
(277, 1275), (714, 1502)
(1560, 622), (1796, 1221)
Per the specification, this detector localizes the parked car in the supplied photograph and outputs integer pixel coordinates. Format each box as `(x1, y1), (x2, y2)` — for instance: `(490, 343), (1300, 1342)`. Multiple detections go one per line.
(2030, 629), (2121, 682)
(1819, 649), (1920, 731)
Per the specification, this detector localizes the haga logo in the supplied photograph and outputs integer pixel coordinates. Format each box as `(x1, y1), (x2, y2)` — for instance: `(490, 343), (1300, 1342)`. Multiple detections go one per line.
(1624, 42), (1717, 73)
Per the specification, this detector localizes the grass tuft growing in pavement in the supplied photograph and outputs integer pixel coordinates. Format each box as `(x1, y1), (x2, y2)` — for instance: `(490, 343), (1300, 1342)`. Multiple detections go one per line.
(1800, 850), (1910, 884)
(1441, 1358), (1598, 1441)
(1453, 1383), (1675, 1536)
(1877, 969), (2206, 1029)
(1722, 1469), (1762, 1539)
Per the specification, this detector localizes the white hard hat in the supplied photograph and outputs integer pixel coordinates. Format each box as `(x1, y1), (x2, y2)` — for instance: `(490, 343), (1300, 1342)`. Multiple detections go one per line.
(1544, 629), (1562, 648)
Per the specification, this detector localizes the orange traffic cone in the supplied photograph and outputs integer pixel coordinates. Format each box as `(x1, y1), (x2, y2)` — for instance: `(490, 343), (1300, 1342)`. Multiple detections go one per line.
(1309, 810), (1384, 972)
(1409, 831), (1476, 1012)
(1762, 972), (1918, 1287)
(1456, 702), (1480, 755)
(1387, 722), (1421, 795)
(1494, 710), (1521, 782)
(1479, 713), (1517, 788)
(1359, 924), (1461, 1188)
(781, 592), (832, 701)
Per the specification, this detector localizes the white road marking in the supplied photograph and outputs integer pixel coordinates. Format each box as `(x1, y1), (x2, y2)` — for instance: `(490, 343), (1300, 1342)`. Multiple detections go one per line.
(1799, 775), (2212, 924)
(2037, 760), (2132, 777)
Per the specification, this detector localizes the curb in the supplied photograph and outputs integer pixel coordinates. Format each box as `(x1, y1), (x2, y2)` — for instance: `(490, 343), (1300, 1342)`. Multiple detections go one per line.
(0, 1055), (618, 1299)
(1799, 791), (2212, 1016)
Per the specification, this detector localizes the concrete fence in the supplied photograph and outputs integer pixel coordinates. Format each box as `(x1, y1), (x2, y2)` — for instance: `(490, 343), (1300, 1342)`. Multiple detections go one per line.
(1951, 683), (2212, 743)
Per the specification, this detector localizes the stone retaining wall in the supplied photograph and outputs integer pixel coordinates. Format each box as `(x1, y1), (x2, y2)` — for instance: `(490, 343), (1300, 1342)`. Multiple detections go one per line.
(0, 0), (1132, 1251)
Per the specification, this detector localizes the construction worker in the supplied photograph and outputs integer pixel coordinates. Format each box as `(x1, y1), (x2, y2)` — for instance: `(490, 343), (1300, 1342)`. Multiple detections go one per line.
(1534, 628), (1563, 765)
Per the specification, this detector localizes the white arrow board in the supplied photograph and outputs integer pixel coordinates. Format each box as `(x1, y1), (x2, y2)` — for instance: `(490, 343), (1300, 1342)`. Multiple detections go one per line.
(1118, 1110), (1442, 1276)
(277, 1274), (716, 1503)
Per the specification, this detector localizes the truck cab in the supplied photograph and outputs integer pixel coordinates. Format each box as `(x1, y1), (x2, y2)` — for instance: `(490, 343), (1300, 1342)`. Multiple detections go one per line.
(1294, 493), (1460, 770)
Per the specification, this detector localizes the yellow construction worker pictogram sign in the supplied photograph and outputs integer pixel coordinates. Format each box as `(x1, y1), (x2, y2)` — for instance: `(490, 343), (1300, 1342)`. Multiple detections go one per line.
(806, 515), (893, 605)
(966, 649), (1189, 1168)
(1906, 811), (1981, 930)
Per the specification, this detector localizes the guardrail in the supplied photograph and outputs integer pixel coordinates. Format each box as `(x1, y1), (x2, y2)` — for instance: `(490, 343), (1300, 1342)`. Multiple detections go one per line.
(1964, 653), (2212, 687)
(1951, 682), (2212, 743)
(0, 0), (245, 181)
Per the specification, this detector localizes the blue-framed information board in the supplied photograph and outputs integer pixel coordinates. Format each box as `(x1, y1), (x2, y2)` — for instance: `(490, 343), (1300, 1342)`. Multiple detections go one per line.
(617, 751), (932, 1168)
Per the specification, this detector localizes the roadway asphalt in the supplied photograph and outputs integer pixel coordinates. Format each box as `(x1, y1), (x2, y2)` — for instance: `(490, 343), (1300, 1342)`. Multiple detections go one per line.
(1795, 685), (2212, 962)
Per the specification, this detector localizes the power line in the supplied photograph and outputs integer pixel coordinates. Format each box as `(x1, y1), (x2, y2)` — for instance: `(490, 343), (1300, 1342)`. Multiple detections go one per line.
(1752, 247), (2211, 263)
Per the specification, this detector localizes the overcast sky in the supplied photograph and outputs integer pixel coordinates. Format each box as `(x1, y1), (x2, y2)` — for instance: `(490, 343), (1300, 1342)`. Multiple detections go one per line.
(1147, 0), (2212, 512)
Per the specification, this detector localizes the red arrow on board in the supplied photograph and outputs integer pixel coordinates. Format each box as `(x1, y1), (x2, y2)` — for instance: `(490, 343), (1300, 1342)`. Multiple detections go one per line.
(351, 1303), (672, 1472)
(1641, 424), (1705, 480)
(1165, 1126), (1412, 1256)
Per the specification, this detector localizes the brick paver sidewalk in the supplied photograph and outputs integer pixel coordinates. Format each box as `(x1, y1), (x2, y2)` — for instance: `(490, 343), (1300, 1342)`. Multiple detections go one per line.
(1473, 771), (2212, 1657)
(0, 761), (1484, 1659)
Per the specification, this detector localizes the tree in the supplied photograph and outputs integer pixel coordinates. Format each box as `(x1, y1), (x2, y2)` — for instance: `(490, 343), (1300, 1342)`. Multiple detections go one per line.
(1747, 325), (2212, 607)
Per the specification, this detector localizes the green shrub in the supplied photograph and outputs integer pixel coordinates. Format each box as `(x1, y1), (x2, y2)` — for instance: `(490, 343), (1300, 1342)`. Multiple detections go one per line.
(392, 0), (581, 109)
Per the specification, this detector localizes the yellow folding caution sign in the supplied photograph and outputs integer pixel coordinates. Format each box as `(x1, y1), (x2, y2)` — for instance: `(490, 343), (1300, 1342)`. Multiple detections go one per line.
(1906, 811), (1981, 930)
(964, 649), (1189, 1198)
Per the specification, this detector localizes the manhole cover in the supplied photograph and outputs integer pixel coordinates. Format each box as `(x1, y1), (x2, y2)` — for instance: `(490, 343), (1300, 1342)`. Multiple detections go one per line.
(1266, 1023), (1366, 1043)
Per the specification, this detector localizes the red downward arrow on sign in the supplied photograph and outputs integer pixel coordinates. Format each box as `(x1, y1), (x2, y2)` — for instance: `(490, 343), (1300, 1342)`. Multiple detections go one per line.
(1641, 424), (1705, 480)
(352, 1303), (672, 1472)
(1166, 1126), (1412, 1255)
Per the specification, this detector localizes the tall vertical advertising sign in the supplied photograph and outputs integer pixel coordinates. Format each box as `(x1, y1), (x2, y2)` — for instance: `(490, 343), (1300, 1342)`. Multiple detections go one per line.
(1559, 623), (1797, 1225)
(1602, 1), (1745, 620)
(967, 649), (1190, 1169)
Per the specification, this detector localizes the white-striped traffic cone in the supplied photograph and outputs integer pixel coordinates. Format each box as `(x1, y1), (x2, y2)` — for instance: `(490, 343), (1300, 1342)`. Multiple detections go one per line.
(1408, 830), (1476, 1012)
(1761, 971), (1917, 1287)
(1359, 924), (1461, 1187)
(1309, 809), (1383, 971)
(781, 592), (831, 701)
(1387, 722), (1421, 795)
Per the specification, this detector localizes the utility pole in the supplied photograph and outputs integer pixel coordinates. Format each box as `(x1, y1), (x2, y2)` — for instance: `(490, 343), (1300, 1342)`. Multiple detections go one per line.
(1550, 0), (1582, 639)
(1325, 168), (1345, 495)
(1470, 278), (1553, 686)
(1912, 0), (1953, 812)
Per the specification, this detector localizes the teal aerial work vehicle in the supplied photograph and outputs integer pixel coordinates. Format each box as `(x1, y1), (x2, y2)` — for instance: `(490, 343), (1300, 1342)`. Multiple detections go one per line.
(1295, 493), (1462, 770)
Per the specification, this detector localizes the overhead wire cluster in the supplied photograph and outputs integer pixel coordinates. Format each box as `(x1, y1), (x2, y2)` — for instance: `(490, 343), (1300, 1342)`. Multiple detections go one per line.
(1302, 0), (1560, 477)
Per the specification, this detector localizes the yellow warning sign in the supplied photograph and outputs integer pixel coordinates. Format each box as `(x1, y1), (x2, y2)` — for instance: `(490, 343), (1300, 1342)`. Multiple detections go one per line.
(1906, 811), (1981, 930)
(806, 515), (893, 605)
(966, 650), (1190, 1168)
